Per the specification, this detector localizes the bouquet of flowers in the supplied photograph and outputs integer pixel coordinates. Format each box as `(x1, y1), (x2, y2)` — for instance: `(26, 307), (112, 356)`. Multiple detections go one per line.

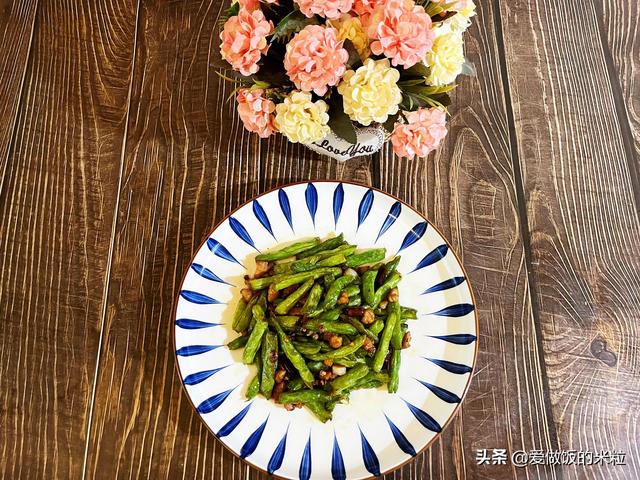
(219, 0), (476, 160)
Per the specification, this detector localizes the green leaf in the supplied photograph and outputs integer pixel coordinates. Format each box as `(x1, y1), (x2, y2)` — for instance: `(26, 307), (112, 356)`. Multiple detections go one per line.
(218, 2), (240, 27)
(343, 39), (363, 70)
(382, 112), (401, 133)
(327, 94), (357, 144)
(400, 62), (430, 80)
(271, 10), (319, 43)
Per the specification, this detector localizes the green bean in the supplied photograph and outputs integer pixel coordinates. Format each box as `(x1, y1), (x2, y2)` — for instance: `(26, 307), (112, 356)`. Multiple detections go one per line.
(306, 360), (325, 373)
(296, 234), (344, 259)
(246, 353), (262, 399)
(287, 377), (305, 392)
(372, 305), (399, 372)
(305, 399), (332, 423)
(318, 244), (357, 260)
(305, 335), (366, 360)
(332, 355), (366, 367)
(275, 278), (314, 314)
(344, 284), (360, 297)
(330, 364), (370, 393)
(345, 248), (386, 268)
(255, 238), (321, 261)
(321, 275), (356, 309)
(292, 341), (322, 355)
(316, 254), (347, 267)
(274, 268), (341, 291)
(345, 317), (378, 341)
(231, 297), (248, 332)
(269, 319), (315, 387)
(369, 319), (384, 335)
(383, 256), (401, 278)
(261, 331), (278, 397)
(303, 283), (323, 313)
(388, 349), (401, 393)
(371, 271), (401, 307)
(233, 294), (258, 332)
(302, 320), (358, 336)
(347, 295), (362, 307)
(362, 269), (378, 306)
(227, 335), (248, 350)
(278, 389), (331, 404)
(249, 273), (286, 291)
(289, 255), (320, 273)
(249, 292), (266, 330)
(273, 261), (293, 275)
(391, 303), (403, 350)
(401, 306), (417, 319)
(242, 306), (268, 364)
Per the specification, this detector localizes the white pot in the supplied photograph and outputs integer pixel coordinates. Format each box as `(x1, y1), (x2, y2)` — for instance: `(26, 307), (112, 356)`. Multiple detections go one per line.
(306, 126), (387, 162)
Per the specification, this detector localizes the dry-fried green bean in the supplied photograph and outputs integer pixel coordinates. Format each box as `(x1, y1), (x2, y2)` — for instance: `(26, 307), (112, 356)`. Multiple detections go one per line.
(316, 254), (347, 267)
(388, 350), (401, 393)
(345, 317), (378, 341)
(246, 353), (262, 399)
(274, 268), (341, 291)
(330, 364), (370, 393)
(242, 305), (268, 364)
(278, 389), (331, 404)
(261, 331), (278, 397)
(369, 319), (384, 335)
(275, 278), (314, 314)
(362, 269), (378, 306)
(345, 248), (386, 268)
(371, 271), (401, 307)
(321, 275), (356, 309)
(270, 319), (315, 387)
(372, 304), (399, 372)
(302, 320), (358, 336)
(296, 234), (344, 259)
(231, 297), (248, 332)
(227, 335), (248, 350)
(305, 335), (366, 360)
(255, 238), (321, 261)
(275, 315), (299, 331)
(233, 294), (258, 332)
(303, 283), (323, 313)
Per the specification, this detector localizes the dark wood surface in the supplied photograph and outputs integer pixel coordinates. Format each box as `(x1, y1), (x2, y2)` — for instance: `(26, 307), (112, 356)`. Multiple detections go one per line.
(0, 0), (638, 479)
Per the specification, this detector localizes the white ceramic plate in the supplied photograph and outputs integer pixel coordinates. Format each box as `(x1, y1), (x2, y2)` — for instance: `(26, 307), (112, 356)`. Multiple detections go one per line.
(174, 181), (477, 479)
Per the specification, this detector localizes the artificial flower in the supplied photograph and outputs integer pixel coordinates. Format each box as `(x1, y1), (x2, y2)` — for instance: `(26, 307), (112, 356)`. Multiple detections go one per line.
(237, 88), (277, 138)
(432, 0), (476, 32)
(275, 91), (331, 144)
(425, 27), (465, 85)
(337, 58), (402, 125)
(294, 0), (353, 19)
(391, 107), (448, 159)
(352, 0), (386, 19)
(367, 0), (435, 68)
(284, 25), (349, 96)
(329, 14), (371, 59)
(220, 8), (273, 76)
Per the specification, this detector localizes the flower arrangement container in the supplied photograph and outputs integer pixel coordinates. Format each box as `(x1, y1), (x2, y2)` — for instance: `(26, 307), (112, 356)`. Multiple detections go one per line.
(219, 0), (476, 161)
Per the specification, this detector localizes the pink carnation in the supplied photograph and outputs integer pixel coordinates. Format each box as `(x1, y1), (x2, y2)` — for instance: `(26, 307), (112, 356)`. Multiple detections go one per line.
(367, 0), (435, 68)
(391, 108), (448, 159)
(352, 0), (385, 16)
(294, 0), (354, 19)
(237, 88), (277, 138)
(284, 25), (349, 96)
(220, 9), (273, 76)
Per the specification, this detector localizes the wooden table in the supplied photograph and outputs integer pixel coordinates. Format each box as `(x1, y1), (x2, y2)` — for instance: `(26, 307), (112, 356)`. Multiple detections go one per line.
(1, 1), (638, 478)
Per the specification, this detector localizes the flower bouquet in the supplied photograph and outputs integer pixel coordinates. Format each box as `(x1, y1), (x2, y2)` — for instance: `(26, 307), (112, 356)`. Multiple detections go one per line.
(219, 0), (476, 161)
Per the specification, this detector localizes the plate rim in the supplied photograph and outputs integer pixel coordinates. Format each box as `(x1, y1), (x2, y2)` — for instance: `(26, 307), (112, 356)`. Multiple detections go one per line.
(172, 179), (479, 480)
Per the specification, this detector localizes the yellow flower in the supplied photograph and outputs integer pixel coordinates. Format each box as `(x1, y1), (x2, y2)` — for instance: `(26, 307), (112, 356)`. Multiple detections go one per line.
(275, 91), (330, 144)
(329, 14), (371, 60)
(337, 58), (402, 126)
(425, 28), (465, 86)
(443, 0), (476, 33)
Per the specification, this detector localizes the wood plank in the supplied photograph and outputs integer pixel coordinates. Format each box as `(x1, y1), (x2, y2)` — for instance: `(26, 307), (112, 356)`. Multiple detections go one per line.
(83, 0), (268, 478)
(0, 0), (37, 188)
(599, 0), (639, 182)
(0, 0), (139, 479)
(376, 1), (558, 478)
(499, 0), (640, 478)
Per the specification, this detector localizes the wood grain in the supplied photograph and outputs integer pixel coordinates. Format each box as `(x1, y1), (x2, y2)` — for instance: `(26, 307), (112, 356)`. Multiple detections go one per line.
(499, 0), (640, 478)
(376, 1), (558, 478)
(83, 1), (267, 478)
(0, 0), (37, 189)
(599, 0), (640, 185)
(0, 0), (138, 478)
